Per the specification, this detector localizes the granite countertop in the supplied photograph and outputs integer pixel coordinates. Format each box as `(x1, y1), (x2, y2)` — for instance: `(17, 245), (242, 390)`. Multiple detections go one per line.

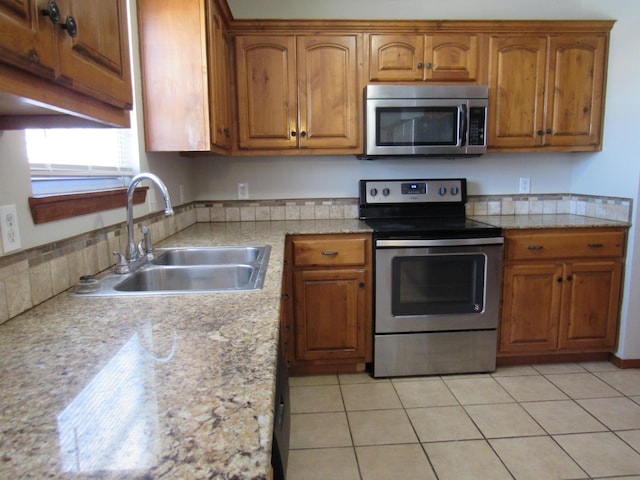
(0, 214), (629, 479)
(0, 219), (370, 480)
(471, 214), (631, 230)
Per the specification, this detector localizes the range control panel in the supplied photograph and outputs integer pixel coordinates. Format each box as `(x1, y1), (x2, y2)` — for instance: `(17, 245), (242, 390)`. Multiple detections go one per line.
(362, 178), (465, 204)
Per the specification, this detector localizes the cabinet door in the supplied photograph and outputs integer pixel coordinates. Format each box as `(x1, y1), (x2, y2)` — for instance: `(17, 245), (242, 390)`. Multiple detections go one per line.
(55, 0), (132, 109)
(500, 263), (562, 353)
(297, 35), (360, 149)
(209, 5), (231, 150)
(545, 35), (607, 148)
(293, 269), (367, 361)
(559, 261), (622, 350)
(425, 34), (479, 82)
(369, 34), (424, 81)
(236, 35), (297, 149)
(0, 0), (56, 78)
(488, 35), (547, 148)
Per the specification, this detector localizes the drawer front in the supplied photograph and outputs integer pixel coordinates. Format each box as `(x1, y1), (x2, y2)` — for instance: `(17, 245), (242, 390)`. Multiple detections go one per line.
(506, 231), (625, 261)
(293, 238), (366, 266)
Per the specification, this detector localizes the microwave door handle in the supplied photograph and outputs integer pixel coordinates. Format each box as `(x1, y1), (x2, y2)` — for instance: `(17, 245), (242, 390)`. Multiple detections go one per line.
(459, 105), (467, 147)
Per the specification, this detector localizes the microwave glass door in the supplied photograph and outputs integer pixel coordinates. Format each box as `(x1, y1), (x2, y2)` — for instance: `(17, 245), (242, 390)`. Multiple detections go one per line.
(391, 253), (485, 315)
(376, 106), (461, 146)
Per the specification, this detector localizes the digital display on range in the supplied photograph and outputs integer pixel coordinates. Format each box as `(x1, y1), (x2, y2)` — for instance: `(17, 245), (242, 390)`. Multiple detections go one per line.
(401, 182), (427, 195)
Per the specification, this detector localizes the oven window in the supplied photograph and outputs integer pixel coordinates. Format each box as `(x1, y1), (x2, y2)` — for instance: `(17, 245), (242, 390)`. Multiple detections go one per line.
(376, 107), (459, 146)
(391, 254), (485, 315)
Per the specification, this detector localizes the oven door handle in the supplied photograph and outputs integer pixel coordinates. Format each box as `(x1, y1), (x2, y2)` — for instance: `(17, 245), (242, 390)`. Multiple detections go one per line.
(376, 237), (504, 248)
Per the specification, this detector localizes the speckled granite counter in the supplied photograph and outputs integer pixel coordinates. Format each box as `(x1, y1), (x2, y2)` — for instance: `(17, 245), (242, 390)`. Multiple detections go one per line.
(0, 219), (370, 480)
(471, 214), (631, 230)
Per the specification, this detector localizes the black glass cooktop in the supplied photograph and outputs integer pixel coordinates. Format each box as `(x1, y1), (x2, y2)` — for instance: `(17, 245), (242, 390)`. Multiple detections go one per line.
(364, 217), (502, 240)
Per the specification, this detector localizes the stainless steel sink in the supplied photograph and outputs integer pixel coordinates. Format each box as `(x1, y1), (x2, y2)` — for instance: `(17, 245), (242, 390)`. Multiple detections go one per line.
(151, 246), (266, 266)
(114, 264), (257, 292)
(72, 245), (270, 296)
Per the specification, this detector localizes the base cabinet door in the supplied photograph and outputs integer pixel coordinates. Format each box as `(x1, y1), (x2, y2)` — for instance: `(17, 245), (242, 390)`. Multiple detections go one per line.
(499, 228), (626, 362)
(282, 233), (372, 375)
(559, 261), (623, 350)
(500, 263), (562, 353)
(293, 269), (367, 361)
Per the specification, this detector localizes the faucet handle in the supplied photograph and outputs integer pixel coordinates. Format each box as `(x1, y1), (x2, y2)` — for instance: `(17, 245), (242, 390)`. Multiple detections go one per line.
(140, 225), (154, 259)
(113, 251), (130, 274)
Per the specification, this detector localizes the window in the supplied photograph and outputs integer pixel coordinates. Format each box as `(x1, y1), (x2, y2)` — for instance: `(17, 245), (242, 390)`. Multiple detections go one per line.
(27, 127), (137, 196)
(25, 125), (147, 224)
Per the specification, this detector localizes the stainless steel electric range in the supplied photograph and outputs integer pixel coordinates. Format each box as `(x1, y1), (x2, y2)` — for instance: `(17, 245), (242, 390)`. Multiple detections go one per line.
(359, 178), (504, 377)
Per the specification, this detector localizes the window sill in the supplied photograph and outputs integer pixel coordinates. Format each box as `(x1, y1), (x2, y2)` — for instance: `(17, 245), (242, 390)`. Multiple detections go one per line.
(29, 187), (148, 224)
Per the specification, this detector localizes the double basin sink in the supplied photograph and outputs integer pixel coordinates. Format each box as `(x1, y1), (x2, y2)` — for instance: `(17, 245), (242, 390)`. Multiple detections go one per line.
(73, 245), (270, 296)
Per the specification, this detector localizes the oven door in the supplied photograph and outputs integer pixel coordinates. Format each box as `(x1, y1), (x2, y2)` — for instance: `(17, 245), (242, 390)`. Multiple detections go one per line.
(375, 238), (503, 334)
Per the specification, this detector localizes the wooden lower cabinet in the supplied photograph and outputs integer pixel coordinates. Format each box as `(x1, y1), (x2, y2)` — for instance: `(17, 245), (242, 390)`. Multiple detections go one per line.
(282, 233), (372, 374)
(499, 228), (626, 362)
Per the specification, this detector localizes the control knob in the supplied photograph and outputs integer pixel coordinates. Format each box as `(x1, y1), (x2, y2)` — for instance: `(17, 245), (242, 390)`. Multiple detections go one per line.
(370, 188), (378, 197)
(438, 186), (447, 196)
(451, 186), (459, 196)
(382, 188), (390, 196)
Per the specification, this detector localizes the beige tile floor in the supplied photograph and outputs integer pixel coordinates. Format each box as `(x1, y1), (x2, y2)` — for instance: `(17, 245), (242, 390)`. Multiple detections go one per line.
(286, 362), (640, 480)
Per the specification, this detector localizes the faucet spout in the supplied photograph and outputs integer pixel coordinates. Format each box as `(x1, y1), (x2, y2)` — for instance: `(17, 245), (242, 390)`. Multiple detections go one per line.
(126, 173), (174, 261)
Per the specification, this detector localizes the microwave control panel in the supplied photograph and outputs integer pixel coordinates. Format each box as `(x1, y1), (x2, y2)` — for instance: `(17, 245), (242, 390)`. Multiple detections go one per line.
(362, 179), (465, 204)
(468, 107), (486, 146)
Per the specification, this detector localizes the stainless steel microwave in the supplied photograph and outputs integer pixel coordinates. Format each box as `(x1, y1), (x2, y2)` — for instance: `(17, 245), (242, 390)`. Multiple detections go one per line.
(361, 85), (488, 158)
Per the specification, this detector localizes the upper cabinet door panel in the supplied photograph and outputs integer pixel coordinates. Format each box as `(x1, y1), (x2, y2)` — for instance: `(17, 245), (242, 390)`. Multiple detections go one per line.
(545, 35), (606, 147)
(0, 0), (56, 78)
(369, 34), (424, 81)
(55, 0), (132, 109)
(425, 34), (479, 82)
(297, 35), (360, 149)
(236, 35), (297, 149)
(488, 35), (547, 148)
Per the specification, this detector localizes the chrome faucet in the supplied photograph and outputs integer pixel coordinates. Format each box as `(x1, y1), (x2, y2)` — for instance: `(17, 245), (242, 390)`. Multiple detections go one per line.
(125, 173), (174, 263)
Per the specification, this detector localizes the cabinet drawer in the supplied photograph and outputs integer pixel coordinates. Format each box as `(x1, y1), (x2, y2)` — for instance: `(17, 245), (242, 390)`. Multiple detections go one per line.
(292, 238), (366, 266)
(506, 230), (625, 261)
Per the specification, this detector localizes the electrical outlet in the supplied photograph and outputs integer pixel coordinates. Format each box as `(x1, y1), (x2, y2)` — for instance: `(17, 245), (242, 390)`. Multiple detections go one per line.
(519, 177), (531, 194)
(238, 183), (249, 200)
(0, 204), (21, 253)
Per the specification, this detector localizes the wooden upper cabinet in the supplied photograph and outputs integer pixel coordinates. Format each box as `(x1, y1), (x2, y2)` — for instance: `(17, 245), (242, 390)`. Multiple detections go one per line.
(138, 0), (231, 152)
(545, 35), (606, 148)
(0, 0), (132, 126)
(209, 7), (232, 150)
(297, 35), (360, 149)
(488, 33), (607, 151)
(488, 35), (547, 148)
(235, 34), (361, 151)
(0, 0), (57, 79)
(55, 0), (132, 109)
(369, 33), (479, 83)
(235, 35), (297, 150)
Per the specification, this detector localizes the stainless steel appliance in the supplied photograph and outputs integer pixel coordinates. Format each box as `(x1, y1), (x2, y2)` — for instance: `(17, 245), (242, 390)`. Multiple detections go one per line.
(359, 178), (503, 377)
(361, 85), (488, 158)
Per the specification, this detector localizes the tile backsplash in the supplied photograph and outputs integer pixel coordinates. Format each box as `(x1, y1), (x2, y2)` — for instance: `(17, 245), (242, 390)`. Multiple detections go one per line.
(194, 194), (633, 224)
(0, 193), (633, 325)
